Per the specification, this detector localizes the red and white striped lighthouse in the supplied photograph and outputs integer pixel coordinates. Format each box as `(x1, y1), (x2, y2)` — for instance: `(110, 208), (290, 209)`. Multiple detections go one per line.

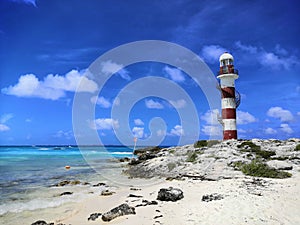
(217, 52), (239, 140)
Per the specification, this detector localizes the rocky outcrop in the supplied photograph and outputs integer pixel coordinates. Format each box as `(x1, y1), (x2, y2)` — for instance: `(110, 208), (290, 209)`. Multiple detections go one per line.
(125, 139), (300, 180)
(267, 160), (293, 170)
(133, 146), (162, 155)
(102, 203), (136, 222)
(157, 187), (183, 202)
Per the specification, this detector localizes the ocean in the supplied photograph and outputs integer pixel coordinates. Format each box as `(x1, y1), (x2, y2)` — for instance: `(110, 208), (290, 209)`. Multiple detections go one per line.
(0, 145), (134, 217)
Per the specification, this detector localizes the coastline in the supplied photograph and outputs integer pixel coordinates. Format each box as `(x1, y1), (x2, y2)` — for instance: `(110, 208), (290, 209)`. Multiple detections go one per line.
(1, 139), (300, 225)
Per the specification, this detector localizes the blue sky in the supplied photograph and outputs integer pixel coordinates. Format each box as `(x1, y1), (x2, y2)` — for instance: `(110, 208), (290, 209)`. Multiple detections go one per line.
(0, 0), (299, 145)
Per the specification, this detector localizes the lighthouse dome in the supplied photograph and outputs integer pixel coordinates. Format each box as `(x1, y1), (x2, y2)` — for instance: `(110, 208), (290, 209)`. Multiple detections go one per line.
(219, 52), (234, 62)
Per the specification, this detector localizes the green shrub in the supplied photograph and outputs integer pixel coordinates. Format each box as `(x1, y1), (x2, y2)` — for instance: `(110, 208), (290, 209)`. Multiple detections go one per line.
(207, 140), (220, 147)
(186, 151), (198, 163)
(295, 144), (300, 151)
(238, 141), (275, 159)
(169, 149), (175, 154)
(256, 150), (276, 159)
(194, 140), (207, 148)
(167, 162), (177, 171)
(237, 141), (260, 151)
(241, 160), (292, 179)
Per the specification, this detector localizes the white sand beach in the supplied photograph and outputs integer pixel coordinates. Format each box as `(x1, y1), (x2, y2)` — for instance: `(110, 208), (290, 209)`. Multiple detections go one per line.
(3, 139), (300, 225)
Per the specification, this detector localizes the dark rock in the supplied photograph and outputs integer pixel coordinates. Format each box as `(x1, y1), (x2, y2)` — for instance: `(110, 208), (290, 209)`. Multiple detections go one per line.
(93, 182), (106, 187)
(31, 221), (48, 225)
(119, 157), (131, 162)
(82, 182), (90, 185)
(88, 212), (102, 221)
(101, 190), (115, 196)
(128, 194), (143, 198)
(202, 193), (224, 202)
(157, 187), (183, 202)
(138, 152), (157, 161)
(31, 221), (55, 225)
(136, 200), (158, 207)
(102, 203), (136, 222)
(154, 215), (163, 219)
(60, 191), (73, 196)
(54, 180), (70, 187)
(128, 158), (142, 165)
(54, 180), (81, 187)
(130, 187), (141, 191)
(70, 180), (81, 185)
(133, 146), (162, 155)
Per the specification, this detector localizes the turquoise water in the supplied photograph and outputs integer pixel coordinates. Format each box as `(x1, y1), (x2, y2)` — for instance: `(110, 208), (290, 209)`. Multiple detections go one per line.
(0, 145), (134, 215)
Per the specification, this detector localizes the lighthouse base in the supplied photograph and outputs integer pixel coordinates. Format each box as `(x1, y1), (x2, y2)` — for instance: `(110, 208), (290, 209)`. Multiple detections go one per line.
(223, 130), (237, 140)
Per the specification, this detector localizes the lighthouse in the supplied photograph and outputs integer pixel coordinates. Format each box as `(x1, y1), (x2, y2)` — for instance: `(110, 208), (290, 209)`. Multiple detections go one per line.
(217, 52), (239, 140)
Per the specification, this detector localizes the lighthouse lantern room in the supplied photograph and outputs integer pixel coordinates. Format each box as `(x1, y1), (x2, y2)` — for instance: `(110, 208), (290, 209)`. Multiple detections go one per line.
(217, 52), (239, 140)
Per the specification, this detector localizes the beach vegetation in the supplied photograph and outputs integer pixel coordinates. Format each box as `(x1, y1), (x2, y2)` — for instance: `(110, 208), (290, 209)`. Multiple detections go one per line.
(169, 149), (175, 154)
(194, 140), (207, 148)
(235, 160), (292, 179)
(255, 150), (276, 159)
(238, 141), (275, 159)
(167, 162), (177, 171)
(186, 151), (198, 163)
(237, 141), (260, 151)
(295, 144), (300, 151)
(207, 140), (220, 147)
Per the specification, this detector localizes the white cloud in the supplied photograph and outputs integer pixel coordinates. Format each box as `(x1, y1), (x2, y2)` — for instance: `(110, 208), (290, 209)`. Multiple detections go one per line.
(164, 66), (185, 82)
(235, 41), (299, 70)
(0, 113), (13, 124)
(170, 125), (184, 136)
(275, 44), (288, 56)
(145, 99), (164, 109)
(201, 125), (222, 136)
(265, 127), (277, 135)
(297, 112), (300, 116)
(267, 107), (293, 122)
(54, 130), (73, 139)
(134, 119), (144, 126)
(169, 99), (186, 109)
(90, 96), (111, 108)
(239, 129), (247, 134)
(0, 114), (13, 132)
(201, 109), (220, 125)
(235, 41), (257, 54)
(201, 45), (227, 63)
(25, 118), (32, 123)
(91, 118), (119, 130)
(100, 60), (130, 81)
(296, 86), (300, 93)
(2, 69), (98, 100)
(0, 124), (10, 132)
(132, 127), (144, 138)
(280, 124), (293, 134)
(237, 111), (257, 124)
